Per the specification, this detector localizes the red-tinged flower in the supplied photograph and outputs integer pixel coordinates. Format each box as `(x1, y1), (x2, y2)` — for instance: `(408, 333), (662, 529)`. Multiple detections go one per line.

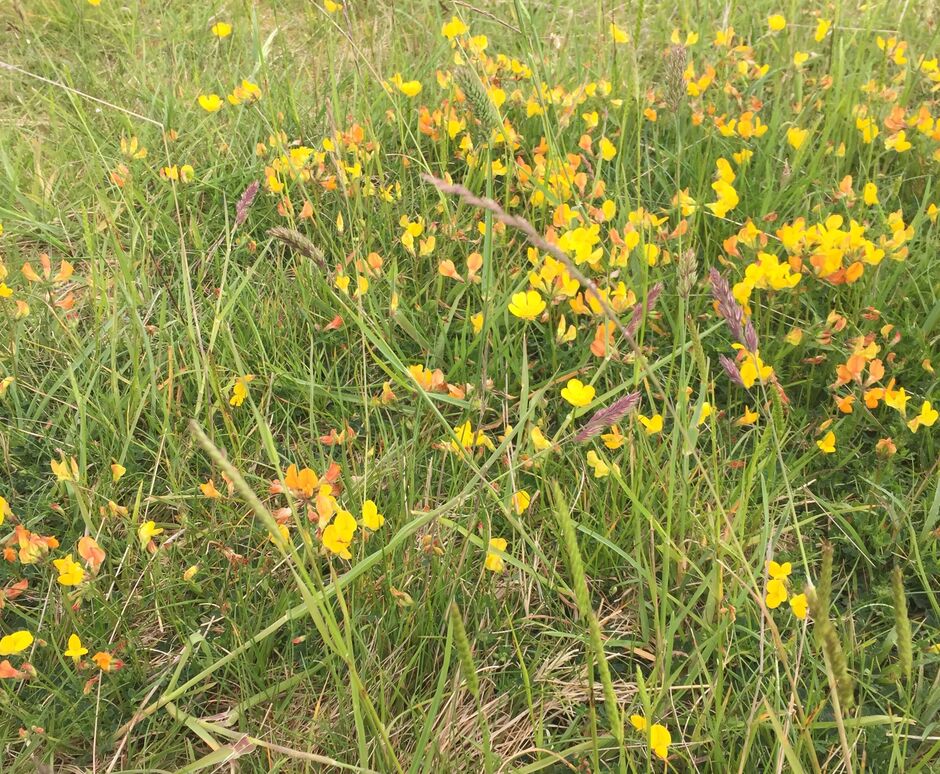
(0, 578), (28, 611)
(322, 462), (343, 487)
(78, 536), (106, 573)
(92, 651), (123, 672)
(0, 660), (27, 680)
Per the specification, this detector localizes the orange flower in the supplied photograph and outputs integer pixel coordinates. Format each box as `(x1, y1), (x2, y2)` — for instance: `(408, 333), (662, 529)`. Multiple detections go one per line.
(284, 464), (318, 498)
(92, 651), (123, 672)
(77, 536), (106, 573)
(200, 479), (221, 498)
(0, 660), (27, 679)
(22, 253), (73, 284)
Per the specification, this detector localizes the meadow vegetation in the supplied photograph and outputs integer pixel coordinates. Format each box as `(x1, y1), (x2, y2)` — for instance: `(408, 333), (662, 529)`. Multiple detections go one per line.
(0, 0), (939, 771)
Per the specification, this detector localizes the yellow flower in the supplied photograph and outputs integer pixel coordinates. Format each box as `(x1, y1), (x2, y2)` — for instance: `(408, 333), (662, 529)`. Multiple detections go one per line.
(768, 561), (792, 580)
(0, 630), (33, 656)
(884, 382), (909, 414)
(787, 127), (809, 149)
(119, 135), (147, 160)
(200, 479), (221, 498)
(630, 715), (671, 760)
(530, 426), (553, 452)
(598, 137), (617, 161)
(230, 375), (254, 406)
(138, 520), (164, 549)
(609, 23), (629, 44)
(198, 94), (224, 113)
(442, 16), (468, 40)
(390, 73), (422, 97)
(863, 182), (879, 206)
(586, 450), (611, 478)
(736, 406), (759, 426)
(227, 79), (262, 105)
(513, 489), (531, 514)
(324, 0), (342, 11)
(706, 158), (739, 217)
(110, 462), (126, 482)
(816, 431), (836, 454)
(649, 725), (672, 762)
(790, 593), (808, 620)
(885, 131), (912, 153)
(51, 455), (78, 482)
(485, 537), (508, 573)
(53, 554), (86, 586)
(561, 378), (595, 408)
(87, 0), (101, 5)
(448, 421), (493, 453)
(470, 312), (484, 334)
(211, 21), (232, 38)
(638, 413), (663, 435)
(815, 19), (831, 42)
(908, 401), (938, 433)
(601, 425), (625, 449)
(738, 350), (773, 389)
(856, 116), (879, 143)
(64, 634), (88, 661)
(361, 500), (385, 530)
(508, 290), (546, 321)
(696, 402), (713, 427)
(670, 28), (699, 46)
(322, 510), (358, 559)
(0, 495), (11, 526)
(766, 578), (788, 608)
(768, 14), (786, 32)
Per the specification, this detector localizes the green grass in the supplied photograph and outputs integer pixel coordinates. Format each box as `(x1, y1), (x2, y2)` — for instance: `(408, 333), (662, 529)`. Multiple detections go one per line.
(0, 0), (938, 771)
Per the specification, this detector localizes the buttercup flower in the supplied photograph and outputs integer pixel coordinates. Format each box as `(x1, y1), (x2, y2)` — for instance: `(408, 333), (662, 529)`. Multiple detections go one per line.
(0, 631), (33, 656)
(198, 94), (224, 113)
(508, 290), (546, 321)
(561, 378), (595, 408)
(790, 593), (808, 620)
(765, 560), (792, 608)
